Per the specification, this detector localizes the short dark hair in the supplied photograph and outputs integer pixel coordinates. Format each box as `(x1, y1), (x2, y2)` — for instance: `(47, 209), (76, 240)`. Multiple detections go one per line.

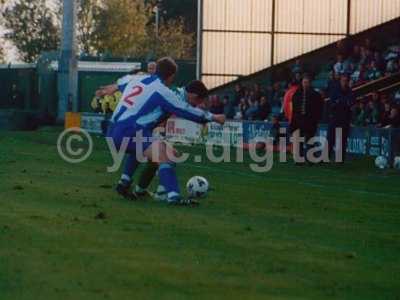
(156, 57), (178, 80)
(185, 80), (209, 99)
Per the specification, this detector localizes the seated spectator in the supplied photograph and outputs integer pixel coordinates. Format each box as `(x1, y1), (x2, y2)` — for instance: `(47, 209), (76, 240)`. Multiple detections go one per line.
(350, 63), (368, 86)
(333, 54), (349, 75)
(223, 96), (235, 119)
(365, 100), (380, 126)
(245, 97), (260, 120)
(238, 98), (249, 119)
(366, 60), (382, 81)
(386, 58), (399, 75)
(209, 95), (224, 114)
(379, 102), (392, 127)
(258, 96), (271, 121)
(373, 51), (385, 71)
(360, 46), (373, 66)
(394, 89), (400, 104)
(253, 83), (263, 101)
(352, 100), (367, 127)
(270, 82), (284, 112)
(384, 106), (400, 128)
(371, 91), (383, 105)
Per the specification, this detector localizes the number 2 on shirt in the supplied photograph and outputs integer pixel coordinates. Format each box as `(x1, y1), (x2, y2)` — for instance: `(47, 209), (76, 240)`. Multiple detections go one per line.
(123, 86), (143, 106)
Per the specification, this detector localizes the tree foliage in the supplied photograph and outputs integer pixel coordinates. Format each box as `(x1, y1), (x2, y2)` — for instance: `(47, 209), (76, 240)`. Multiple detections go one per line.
(70, 0), (102, 55)
(0, 46), (5, 63)
(93, 0), (195, 59)
(92, 0), (150, 58)
(2, 0), (195, 62)
(150, 18), (195, 59)
(2, 0), (60, 63)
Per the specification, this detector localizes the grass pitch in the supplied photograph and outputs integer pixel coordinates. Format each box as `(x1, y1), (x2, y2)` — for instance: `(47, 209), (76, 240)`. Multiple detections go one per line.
(0, 128), (400, 300)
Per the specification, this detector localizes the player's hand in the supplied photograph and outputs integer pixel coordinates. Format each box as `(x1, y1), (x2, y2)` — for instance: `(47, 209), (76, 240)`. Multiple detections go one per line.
(212, 114), (226, 125)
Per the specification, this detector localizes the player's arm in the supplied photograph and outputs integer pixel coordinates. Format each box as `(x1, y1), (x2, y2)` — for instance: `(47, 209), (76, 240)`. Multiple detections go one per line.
(95, 75), (135, 97)
(159, 89), (225, 125)
(96, 84), (118, 97)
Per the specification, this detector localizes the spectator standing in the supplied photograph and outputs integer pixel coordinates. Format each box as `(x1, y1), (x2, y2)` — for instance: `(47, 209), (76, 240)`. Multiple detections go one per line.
(283, 80), (300, 124)
(350, 45), (361, 64)
(253, 83), (263, 102)
(291, 76), (323, 164)
(291, 59), (303, 75)
(373, 51), (385, 71)
(233, 84), (244, 106)
(327, 75), (355, 162)
(326, 71), (340, 93)
(223, 96), (235, 119)
(238, 98), (249, 120)
(270, 82), (283, 113)
(258, 96), (271, 121)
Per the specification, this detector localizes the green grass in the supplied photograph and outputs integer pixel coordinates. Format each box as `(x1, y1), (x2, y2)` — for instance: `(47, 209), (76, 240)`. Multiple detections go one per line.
(1, 128), (400, 300)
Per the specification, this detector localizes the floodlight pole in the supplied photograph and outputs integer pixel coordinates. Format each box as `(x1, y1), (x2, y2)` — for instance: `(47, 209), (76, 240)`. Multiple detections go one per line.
(196, 0), (203, 80)
(58, 0), (78, 122)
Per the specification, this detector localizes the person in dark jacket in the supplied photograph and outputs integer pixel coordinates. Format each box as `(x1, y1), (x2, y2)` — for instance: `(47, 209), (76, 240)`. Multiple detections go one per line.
(290, 75), (323, 164)
(223, 96), (235, 119)
(258, 96), (271, 121)
(327, 74), (355, 162)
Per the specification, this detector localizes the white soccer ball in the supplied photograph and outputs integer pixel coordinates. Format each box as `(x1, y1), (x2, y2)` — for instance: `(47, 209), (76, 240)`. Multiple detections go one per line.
(375, 156), (389, 169)
(393, 156), (400, 170)
(186, 176), (209, 198)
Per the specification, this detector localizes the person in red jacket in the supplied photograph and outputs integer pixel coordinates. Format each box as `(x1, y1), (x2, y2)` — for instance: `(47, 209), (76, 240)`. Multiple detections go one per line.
(283, 80), (300, 124)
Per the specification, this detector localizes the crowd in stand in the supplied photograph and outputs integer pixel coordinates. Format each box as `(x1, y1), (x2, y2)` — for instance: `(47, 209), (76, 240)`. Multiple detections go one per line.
(211, 38), (400, 129)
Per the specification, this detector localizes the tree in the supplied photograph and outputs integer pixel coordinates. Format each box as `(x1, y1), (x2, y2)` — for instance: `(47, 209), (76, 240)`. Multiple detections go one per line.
(0, 46), (5, 64)
(53, 0), (101, 55)
(93, 0), (195, 59)
(149, 17), (195, 59)
(92, 0), (149, 58)
(2, 0), (60, 62)
(77, 0), (102, 55)
(157, 0), (197, 33)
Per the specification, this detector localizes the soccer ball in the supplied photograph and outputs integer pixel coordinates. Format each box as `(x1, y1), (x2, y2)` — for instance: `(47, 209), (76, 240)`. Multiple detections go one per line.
(186, 176), (209, 198)
(393, 157), (400, 170)
(375, 156), (389, 169)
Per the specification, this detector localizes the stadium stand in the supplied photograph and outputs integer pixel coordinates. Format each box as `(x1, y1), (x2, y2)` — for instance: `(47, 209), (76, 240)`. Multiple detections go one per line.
(209, 19), (400, 129)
